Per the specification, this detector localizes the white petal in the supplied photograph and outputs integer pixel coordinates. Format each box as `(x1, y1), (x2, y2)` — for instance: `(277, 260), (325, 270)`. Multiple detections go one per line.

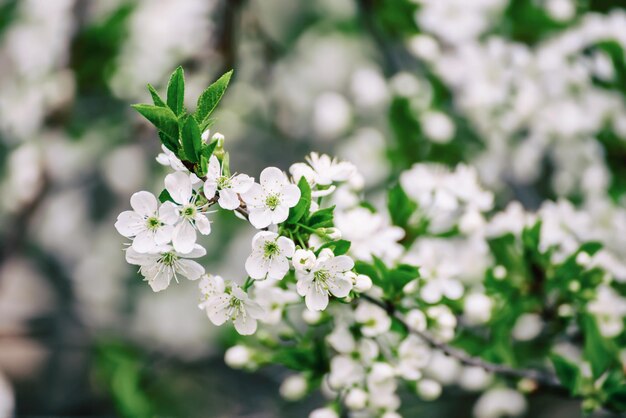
(115, 211), (145, 237)
(296, 276), (313, 297)
(132, 230), (157, 253)
(231, 174), (254, 194)
(245, 300), (265, 319)
(208, 155), (221, 179)
(148, 268), (173, 292)
(218, 189), (241, 210)
(183, 244), (207, 258)
(241, 182), (263, 207)
(443, 279), (464, 300)
(270, 205), (289, 224)
(165, 171), (192, 204)
(204, 180), (218, 200)
(421, 282), (442, 304)
(194, 214), (211, 235)
(305, 288), (329, 311)
(251, 231), (277, 248)
(249, 208), (272, 229)
(154, 225), (174, 245)
(267, 256), (289, 280)
(173, 221), (197, 254)
(277, 237), (295, 257)
(245, 252), (269, 279)
(326, 255), (354, 273)
(125, 247), (158, 265)
(176, 259), (205, 281)
(328, 277), (352, 298)
(281, 184), (301, 207)
(207, 294), (231, 325)
(234, 314), (258, 335)
(159, 202), (179, 225)
(130, 191), (158, 217)
(260, 167), (287, 194)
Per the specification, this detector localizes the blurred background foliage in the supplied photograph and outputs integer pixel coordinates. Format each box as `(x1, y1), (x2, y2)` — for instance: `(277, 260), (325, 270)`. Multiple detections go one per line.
(0, 0), (625, 416)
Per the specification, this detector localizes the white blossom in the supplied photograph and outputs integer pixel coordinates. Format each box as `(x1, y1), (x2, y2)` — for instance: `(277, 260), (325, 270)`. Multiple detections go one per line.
(203, 155), (254, 210)
(296, 249), (354, 311)
(245, 231), (295, 280)
(241, 167), (301, 229)
(203, 282), (264, 335)
(125, 244), (206, 292)
(164, 171), (211, 253)
(115, 191), (178, 253)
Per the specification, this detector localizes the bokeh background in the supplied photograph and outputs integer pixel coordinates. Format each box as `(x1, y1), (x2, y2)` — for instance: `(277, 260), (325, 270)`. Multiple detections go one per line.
(1, 0), (625, 416)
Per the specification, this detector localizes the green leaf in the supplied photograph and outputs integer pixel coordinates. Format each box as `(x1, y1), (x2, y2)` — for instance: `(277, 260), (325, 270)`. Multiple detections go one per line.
(583, 315), (615, 379)
(158, 131), (179, 154)
(181, 116), (202, 163)
(308, 206), (335, 229)
(195, 70), (233, 126)
(201, 140), (218, 160)
(131, 104), (179, 140)
(166, 66), (185, 115)
(158, 189), (174, 203)
(317, 240), (351, 256)
(388, 184), (416, 228)
(550, 354), (581, 394)
(147, 83), (166, 107)
(287, 177), (311, 224)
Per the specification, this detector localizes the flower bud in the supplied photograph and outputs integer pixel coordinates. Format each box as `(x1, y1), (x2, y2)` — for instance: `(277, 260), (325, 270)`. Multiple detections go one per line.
(224, 345), (251, 369)
(302, 309), (322, 324)
(293, 249), (316, 271)
(201, 129), (211, 143)
(417, 379), (442, 401)
(403, 279), (419, 294)
(279, 374), (308, 401)
(345, 387), (368, 410)
(309, 407), (338, 418)
(353, 274), (372, 293)
(212, 132), (226, 159)
(318, 227), (342, 240)
(406, 309), (427, 332)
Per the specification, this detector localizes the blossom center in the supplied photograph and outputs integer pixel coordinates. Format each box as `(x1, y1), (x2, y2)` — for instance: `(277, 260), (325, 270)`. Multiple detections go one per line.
(265, 194), (281, 210)
(182, 205), (196, 219)
(313, 269), (330, 286)
(217, 175), (231, 190)
(263, 241), (280, 259)
(159, 252), (178, 266)
(146, 216), (161, 231)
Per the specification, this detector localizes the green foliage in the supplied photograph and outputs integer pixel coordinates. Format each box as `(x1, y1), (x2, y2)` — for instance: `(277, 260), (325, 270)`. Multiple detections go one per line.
(181, 115), (202, 163)
(147, 84), (166, 107)
(551, 354), (582, 394)
(307, 206), (335, 230)
(195, 70), (233, 131)
(95, 341), (153, 418)
(131, 104), (179, 141)
(287, 177), (312, 225)
(388, 184), (416, 229)
(355, 258), (419, 299)
(316, 240), (351, 256)
(166, 66), (185, 115)
(583, 315), (617, 379)
(158, 189), (174, 203)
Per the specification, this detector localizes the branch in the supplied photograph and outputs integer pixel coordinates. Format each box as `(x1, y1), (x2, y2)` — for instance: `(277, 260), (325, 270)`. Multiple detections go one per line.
(360, 294), (565, 392)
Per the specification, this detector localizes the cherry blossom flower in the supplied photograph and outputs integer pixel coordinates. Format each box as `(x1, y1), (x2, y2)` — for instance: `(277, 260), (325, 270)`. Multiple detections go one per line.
(290, 152), (357, 197)
(164, 171), (211, 253)
(115, 191), (178, 252)
(241, 167), (301, 229)
(203, 155), (254, 210)
(295, 249), (354, 311)
(125, 244), (206, 292)
(204, 283), (264, 335)
(245, 231), (295, 280)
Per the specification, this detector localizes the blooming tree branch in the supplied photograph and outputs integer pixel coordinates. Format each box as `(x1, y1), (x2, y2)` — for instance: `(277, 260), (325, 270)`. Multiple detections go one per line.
(114, 66), (626, 418)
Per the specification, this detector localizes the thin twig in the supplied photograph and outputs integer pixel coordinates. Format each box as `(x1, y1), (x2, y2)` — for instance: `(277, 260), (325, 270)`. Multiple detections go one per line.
(360, 294), (565, 391)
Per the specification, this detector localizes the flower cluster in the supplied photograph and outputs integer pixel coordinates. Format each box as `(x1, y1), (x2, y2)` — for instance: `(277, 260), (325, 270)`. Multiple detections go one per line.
(115, 67), (626, 418)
